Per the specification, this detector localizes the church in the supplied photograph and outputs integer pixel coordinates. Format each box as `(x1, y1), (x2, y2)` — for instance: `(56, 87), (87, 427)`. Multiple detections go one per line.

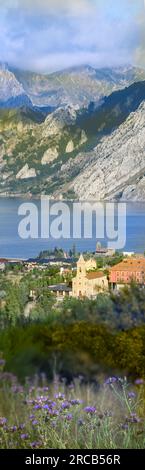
(72, 254), (108, 299)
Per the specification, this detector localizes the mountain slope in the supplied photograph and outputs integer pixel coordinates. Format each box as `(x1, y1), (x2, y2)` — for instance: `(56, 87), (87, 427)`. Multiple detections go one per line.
(0, 105), (87, 196)
(77, 80), (145, 136)
(68, 101), (145, 201)
(0, 80), (145, 200)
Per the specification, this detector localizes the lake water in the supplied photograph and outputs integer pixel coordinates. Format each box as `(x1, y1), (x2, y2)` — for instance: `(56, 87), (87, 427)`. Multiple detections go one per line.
(0, 197), (145, 259)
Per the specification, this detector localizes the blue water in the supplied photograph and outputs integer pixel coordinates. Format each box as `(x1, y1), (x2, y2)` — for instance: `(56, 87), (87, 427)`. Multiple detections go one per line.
(0, 198), (145, 258)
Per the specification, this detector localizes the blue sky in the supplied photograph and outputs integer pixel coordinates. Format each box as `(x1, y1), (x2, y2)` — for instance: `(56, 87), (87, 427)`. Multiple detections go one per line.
(0, 0), (144, 73)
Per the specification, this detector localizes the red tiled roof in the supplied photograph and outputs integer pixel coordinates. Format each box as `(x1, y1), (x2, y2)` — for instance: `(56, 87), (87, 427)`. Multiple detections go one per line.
(86, 271), (105, 280)
(110, 258), (145, 272)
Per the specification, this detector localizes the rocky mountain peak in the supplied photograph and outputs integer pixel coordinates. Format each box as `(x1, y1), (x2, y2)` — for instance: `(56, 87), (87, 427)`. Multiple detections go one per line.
(0, 67), (32, 108)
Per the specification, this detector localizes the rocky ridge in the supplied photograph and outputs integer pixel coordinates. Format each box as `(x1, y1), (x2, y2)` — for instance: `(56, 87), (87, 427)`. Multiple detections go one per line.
(68, 102), (145, 201)
(0, 74), (145, 200)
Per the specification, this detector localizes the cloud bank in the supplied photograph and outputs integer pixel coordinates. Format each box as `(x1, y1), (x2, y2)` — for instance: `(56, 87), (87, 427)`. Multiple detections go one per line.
(0, 0), (144, 73)
(135, 0), (145, 66)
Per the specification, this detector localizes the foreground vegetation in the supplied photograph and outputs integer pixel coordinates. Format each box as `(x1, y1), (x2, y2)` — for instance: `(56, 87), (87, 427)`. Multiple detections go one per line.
(1, 320), (145, 381)
(0, 360), (145, 449)
(1, 262), (145, 449)
(1, 264), (145, 381)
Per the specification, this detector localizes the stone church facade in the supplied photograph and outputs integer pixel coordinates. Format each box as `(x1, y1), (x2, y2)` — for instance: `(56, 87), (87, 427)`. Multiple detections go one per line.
(72, 255), (108, 299)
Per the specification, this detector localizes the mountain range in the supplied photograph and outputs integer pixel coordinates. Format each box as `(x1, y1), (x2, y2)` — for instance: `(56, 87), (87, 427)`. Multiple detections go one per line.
(0, 63), (145, 200)
(1, 63), (145, 108)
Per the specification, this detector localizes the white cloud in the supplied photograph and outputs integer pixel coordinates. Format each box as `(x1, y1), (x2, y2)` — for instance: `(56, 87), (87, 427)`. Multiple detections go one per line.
(0, 0), (144, 73)
(0, 0), (95, 15)
(134, 0), (145, 66)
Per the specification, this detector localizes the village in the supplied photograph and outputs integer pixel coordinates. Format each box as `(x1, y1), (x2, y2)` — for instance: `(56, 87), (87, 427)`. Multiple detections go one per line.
(1, 243), (145, 308)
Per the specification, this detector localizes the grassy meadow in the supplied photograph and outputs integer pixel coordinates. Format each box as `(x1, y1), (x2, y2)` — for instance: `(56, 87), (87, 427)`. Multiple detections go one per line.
(0, 360), (145, 450)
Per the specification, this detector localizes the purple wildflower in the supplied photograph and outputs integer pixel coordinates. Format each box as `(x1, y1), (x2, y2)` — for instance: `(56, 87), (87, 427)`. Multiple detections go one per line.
(36, 396), (48, 403)
(105, 377), (118, 385)
(78, 418), (84, 426)
(128, 392), (136, 399)
(18, 424), (25, 430)
(32, 420), (39, 426)
(20, 433), (29, 439)
(10, 425), (17, 432)
(0, 417), (7, 426)
(48, 410), (59, 417)
(84, 406), (96, 414)
(3, 426), (8, 431)
(11, 385), (23, 394)
(0, 359), (6, 367)
(66, 414), (73, 421)
(51, 421), (57, 428)
(30, 442), (41, 448)
(49, 402), (57, 408)
(70, 399), (83, 406)
(29, 386), (35, 393)
(121, 424), (129, 430)
(61, 402), (71, 410)
(34, 404), (41, 410)
(68, 383), (75, 390)
(43, 404), (50, 410)
(54, 393), (65, 400)
(135, 379), (144, 385)
(126, 413), (141, 424)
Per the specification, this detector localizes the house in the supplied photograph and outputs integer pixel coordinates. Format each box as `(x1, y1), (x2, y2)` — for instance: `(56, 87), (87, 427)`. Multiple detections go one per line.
(95, 243), (115, 257)
(123, 252), (135, 257)
(72, 254), (108, 299)
(29, 290), (37, 301)
(109, 258), (145, 290)
(60, 266), (72, 275)
(0, 260), (6, 271)
(48, 284), (72, 301)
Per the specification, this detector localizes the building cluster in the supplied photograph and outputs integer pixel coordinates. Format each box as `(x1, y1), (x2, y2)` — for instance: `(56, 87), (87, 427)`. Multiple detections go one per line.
(48, 255), (145, 301)
(72, 255), (145, 299)
(1, 248), (145, 302)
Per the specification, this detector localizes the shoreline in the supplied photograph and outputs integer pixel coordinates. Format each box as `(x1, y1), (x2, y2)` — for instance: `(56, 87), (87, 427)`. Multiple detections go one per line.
(0, 192), (145, 204)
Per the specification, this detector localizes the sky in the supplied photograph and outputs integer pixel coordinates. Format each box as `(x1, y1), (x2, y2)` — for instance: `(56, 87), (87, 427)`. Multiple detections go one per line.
(0, 0), (145, 73)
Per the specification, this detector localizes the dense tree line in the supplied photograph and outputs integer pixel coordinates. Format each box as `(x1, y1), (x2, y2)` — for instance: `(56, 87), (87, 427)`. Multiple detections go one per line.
(1, 321), (145, 381)
(1, 271), (145, 381)
(1, 277), (145, 330)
